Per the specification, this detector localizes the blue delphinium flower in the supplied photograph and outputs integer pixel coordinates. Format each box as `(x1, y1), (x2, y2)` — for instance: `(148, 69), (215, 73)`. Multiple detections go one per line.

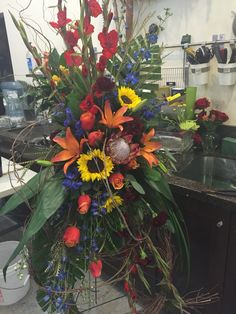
(133, 51), (139, 59)
(62, 168), (82, 191)
(143, 109), (155, 120)
(56, 270), (66, 281)
(143, 49), (151, 61)
(125, 72), (139, 85)
(126, 62), (133, 71)
(64, 107), (74, 127)
(76, 245), (84, 253)
(74, 120), (84, 139)
(147, 33), (158, 44)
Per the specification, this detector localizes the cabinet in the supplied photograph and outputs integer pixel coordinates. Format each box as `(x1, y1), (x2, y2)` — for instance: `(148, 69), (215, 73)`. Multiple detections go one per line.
(170, 186), (232, 314)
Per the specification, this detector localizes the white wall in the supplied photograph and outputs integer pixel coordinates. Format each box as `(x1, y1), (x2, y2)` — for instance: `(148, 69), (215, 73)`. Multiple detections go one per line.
(134, 0), (236, 125)
(0, 0), (103, 82)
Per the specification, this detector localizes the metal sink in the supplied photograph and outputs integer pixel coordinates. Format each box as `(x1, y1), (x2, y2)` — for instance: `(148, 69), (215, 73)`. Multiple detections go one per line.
(176, 155), (236, 190)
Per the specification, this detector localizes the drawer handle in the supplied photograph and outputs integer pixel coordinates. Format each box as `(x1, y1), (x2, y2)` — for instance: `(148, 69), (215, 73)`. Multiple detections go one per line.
(216, 221), (223, 228)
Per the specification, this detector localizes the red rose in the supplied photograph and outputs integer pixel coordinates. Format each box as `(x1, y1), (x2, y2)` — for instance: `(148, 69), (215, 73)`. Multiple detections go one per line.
(88, 130), (104, 146)
(63, 226), (80, 247)
(77, 194), (91, 214)
(195, 97), (210, 110)
(87, 0), (102, 17)
(197, 111), (208, 121)
(109, 173), (125, 190)
(89, 259), (102, 278)
(98, 30), (118, 59)
(210, 109), (229, 123)
(80, 111), (95, 130)
(93, 77), (115, 93)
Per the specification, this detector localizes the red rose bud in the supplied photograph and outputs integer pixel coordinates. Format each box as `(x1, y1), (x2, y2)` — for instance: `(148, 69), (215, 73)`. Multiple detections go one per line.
(152, 211), (168, 227)
(109, 173), (125, 190)
(195, 97), (210, 110)
(77, 194), (91, 214)
(89, 259), (102, 278)
(80, 111), (95, 130)
(63, 226), (80, 247)
(88, 130), (104, 146)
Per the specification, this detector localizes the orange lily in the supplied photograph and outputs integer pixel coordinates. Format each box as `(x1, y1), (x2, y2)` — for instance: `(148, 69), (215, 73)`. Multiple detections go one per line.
(96, 100), (133, 131)
(51, 127), (87, 174)
(139, 128), (161, 167)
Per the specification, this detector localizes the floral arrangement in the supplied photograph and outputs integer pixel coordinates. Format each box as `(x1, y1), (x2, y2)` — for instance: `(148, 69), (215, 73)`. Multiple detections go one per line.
(0, 1), (217, 313)
(193, 97), (229, 152)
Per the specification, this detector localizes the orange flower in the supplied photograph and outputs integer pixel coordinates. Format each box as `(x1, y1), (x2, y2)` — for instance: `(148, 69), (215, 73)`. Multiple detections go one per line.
(88, 130), (104, 146)
(89, 259), (102, 278)
(126, 158), (140, 169)
(96, 100), (133, 131)
(109, 173), (125, 190)
(139, 128), (161, 167)
(51, 127), (87, 174)
(77, 194), (91, 214)
(80, 111), (95, 130)
(63, 226), (80, 247)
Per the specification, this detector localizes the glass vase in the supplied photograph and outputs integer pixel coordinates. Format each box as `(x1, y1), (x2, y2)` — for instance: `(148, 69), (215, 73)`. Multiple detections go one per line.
(202, 132), (218, 154)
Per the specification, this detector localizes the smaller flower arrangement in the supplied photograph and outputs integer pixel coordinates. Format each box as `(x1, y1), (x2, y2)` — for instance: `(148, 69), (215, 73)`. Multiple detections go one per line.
(193, 97), (229, 152)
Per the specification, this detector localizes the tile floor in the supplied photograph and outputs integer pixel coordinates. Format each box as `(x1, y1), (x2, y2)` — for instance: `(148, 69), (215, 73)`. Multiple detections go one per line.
(0, 279), (134, 314)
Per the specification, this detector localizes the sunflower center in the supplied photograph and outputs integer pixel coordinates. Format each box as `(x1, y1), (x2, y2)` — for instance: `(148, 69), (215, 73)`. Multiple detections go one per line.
(121, 95), (132, 104)
(87, 157), (104, 173)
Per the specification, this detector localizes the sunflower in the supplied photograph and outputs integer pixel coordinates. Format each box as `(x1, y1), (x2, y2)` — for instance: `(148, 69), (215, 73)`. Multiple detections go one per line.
(118, 87), (141, 109)
(77, 149), (114, 182)
(104, 195), (123, 213)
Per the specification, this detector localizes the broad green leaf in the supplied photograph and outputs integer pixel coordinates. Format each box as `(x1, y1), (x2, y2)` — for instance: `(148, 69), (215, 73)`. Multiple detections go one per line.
(48, 48), (60, 69)
(126, 174), (145, 195)
(143, 167), (162, 182)
(3, 176), (67, 279)
(0, 168), (52, 216)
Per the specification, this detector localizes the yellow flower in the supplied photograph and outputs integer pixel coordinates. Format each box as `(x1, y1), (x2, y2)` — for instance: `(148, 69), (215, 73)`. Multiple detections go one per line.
(51, 75), (61, 85)
(179, 120), (199, 131)
(104, 195), (123, 213)
(118, 87), (141, 109)
(77, 149), (114, 182)
(59, 65), (69, 75)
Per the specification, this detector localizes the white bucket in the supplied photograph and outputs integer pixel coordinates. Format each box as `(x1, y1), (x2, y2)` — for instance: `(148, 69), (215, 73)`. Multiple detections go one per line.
(218, 63), (236, 85)
(0, 241), (30, 305)
(190, 63), (210, 85)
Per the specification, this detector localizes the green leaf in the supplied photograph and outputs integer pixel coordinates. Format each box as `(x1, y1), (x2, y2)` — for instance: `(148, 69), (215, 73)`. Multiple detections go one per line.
(48, 48), (60, 69)
(0, 168), (52, 216)
(143, 167), (162, 182)
(3, 176), (67, 279)
(126, 174), (145, 195)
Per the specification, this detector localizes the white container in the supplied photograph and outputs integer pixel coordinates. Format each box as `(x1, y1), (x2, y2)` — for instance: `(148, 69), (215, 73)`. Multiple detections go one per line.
(190, 63), (210, 85)
(218, 63), (236, 85)
(0, 241), (30, 306)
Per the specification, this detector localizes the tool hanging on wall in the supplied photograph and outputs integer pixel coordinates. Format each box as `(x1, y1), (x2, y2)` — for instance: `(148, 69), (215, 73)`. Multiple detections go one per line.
(232, 11), (236, 37)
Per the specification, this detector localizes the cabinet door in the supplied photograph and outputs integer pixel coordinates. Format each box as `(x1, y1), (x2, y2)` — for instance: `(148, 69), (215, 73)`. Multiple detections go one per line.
(171, 188), (230, 314)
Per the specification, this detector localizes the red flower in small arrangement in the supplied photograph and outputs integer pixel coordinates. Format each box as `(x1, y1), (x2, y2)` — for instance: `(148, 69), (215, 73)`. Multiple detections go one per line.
(88, 130), (104, 146)
(63, 226), (80, 247)
(87, 0), (102, 17)
(209, 109), (229, 123)
(89, 259), (103, 278)
(80, 111), (95, 130)
(50, 7), (71, 29)
(195, 97), (210, 110)
(109, 173), (125, 190)
(98, 30), (119, 59)
(77, 194), (91, 214)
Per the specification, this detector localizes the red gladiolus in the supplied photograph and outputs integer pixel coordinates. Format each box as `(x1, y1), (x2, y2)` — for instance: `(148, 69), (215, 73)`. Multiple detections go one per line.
(87, 0), (102, 17)
(98, 30), (118, 59)
(64, 50), (83, 67)
(96, 55), (107, 72)
(88, 130), (104, 146)
(83, 15), (94, 35)
(80, 111), (95, 130)
(89, 260), (102, 278)
(195, 97), (210, 110)
(65, 30), (79, 48)
(50, 7), (71, 29)
(63, 226), (80, 247)
(77, 194), (91, 214)
(82, 64), (88, 78)
(109, 173), (125, 190)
